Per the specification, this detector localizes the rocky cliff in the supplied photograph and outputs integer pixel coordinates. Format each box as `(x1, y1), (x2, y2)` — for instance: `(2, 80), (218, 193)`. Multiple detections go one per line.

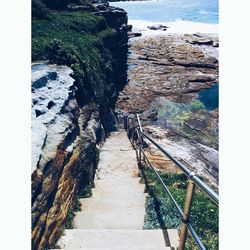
(31, 1), (128, 249)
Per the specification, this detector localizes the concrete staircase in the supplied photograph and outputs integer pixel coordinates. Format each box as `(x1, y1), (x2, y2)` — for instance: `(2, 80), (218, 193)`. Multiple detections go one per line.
(55, 131), (179, 250)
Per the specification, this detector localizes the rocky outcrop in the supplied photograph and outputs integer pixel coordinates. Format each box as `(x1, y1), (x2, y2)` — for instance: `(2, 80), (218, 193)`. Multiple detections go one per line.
(184, 33), (219, 47)
(31, 64), (107, 249)
(116, 35), (218, 113)
(94, 3), (129, 93)
(32, 3), (129, 249)
(143, 125), (218, 188)
(116, 33), (219, 185)
(147, 24), (169, 31)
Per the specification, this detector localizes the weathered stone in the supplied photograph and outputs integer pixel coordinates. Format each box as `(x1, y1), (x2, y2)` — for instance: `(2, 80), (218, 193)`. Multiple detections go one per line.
(115, 33), (219, 187)
(116, 35), (218, 113)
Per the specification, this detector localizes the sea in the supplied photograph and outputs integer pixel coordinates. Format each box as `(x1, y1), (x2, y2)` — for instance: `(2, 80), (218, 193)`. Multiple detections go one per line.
(111, 0), (219, 110)
(110, 0), (219, 34)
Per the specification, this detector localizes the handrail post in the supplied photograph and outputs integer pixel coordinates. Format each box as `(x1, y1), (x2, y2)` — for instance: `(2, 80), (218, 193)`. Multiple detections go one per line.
(178, 180), (195, 250)
(127, 117), (130, 137)
(138, 129), (142, 166)
(124, 115), (127, 131)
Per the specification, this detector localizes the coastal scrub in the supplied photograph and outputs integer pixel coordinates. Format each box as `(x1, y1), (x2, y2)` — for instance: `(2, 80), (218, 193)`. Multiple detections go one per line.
(142, 165), (218, 250)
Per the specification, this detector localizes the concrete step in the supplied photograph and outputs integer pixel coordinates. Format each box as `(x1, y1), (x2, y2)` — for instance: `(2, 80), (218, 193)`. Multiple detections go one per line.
(74, 208), (145, 229)
(92, 178), (145, 194)
(52, 247), (174, 250)
(93, 178), (143, 189)
(57, 229), (179, 249)
(80, 192), (147, 210)
(96, 132), (139, 180)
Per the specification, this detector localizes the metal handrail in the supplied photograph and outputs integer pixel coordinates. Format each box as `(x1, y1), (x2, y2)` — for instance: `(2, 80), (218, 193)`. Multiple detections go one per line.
(123, 114), (219, 250)
(141, 131), (219, 205)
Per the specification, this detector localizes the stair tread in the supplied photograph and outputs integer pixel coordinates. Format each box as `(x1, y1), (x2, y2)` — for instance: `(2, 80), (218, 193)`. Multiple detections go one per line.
(80, 193), (146, 210)
(74, 208), (146, 229)
(57, 229), (179, 249)
(51, 247), (174, 250)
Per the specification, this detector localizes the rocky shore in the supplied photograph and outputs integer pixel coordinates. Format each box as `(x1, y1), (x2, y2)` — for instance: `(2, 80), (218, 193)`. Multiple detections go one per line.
(116, 32), (219, 186)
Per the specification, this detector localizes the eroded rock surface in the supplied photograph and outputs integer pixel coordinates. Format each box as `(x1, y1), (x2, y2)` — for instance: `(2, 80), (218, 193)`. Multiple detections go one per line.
(116, 33), (219, 185)
(144, 126), (218, 187)
(31, 64), (105, 249)
(116, 35), (218, 113)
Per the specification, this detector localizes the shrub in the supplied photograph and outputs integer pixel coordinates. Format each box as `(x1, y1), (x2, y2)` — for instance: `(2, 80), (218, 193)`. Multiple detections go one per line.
(46, 39), (78, 65)
(142, 166), (218, 250)
(41, 0), (70, 10)
(32, 0), (52, 20)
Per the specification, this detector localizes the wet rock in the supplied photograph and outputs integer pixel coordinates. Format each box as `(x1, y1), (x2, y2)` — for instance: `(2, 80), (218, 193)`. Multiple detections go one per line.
(184, 33), (219, 46)
(147, 24), (169, 31)
(213, 41), (219, 47)
(128, 31), (142, 38)
(127, 24), (133, 31)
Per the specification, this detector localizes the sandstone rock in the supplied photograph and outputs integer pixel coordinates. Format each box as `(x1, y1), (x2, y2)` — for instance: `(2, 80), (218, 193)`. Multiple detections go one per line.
(94, 6), (128, 31)
(144, 125), (218, 187)
(115, 34), (219, 187)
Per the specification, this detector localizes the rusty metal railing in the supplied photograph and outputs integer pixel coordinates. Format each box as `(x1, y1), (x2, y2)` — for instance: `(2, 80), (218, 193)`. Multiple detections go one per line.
(123, 114), (219, 250)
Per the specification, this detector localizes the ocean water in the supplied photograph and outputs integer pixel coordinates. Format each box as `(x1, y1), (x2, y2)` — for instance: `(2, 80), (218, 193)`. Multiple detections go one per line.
(110, 0), (218, 24)
(198, 83), (218, 110)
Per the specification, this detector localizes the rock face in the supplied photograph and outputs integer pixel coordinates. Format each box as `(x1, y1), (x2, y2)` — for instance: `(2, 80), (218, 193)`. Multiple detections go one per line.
(32, 3), (129, 249)
(116, 35), (218, 114)
(31, 64), (106, 249)
(94, 2), (129, 93)
(143, 126), (218, 187)
(116, 33), (219, 186)
(184, 33), (219, 47)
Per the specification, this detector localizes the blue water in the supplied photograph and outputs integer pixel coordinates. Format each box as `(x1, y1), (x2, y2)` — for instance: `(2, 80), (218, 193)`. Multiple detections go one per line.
(111, 0), (218, 24)
(198, 83), (218, 110)
(32, 63), (46, 73)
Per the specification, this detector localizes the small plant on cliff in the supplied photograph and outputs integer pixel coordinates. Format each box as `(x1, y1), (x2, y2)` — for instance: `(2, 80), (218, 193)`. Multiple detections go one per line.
(78, 183), (93, 198)
(65, 207), (75, 229)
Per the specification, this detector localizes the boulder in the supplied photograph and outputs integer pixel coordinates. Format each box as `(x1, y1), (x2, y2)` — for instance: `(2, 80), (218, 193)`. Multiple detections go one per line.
(147, 24), (169, 31)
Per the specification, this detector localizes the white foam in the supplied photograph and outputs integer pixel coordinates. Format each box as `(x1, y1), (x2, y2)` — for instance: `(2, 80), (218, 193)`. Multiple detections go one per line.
(130, 19), (219, 36)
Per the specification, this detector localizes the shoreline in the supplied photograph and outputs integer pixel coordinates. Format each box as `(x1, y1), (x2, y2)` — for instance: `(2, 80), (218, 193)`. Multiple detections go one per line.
(116, 26), (219, 185)
(129, 19), (219, 37)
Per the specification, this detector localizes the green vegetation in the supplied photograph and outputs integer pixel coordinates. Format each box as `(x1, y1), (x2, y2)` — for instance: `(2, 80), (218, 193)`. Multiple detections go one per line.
(64, 182), (94, 229)
(142, 166), (218, 250)
(78, 182), (94, 198)
(65, 206), (78, 229)
(32, 0), (117, 106)
(157, 99), (205, 130)
(190, 100), (206, 111)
